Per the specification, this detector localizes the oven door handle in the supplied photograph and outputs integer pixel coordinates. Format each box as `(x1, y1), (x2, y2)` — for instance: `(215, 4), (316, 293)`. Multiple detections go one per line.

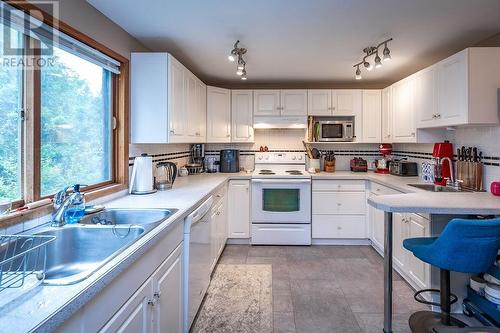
(252, 179), (311, 184)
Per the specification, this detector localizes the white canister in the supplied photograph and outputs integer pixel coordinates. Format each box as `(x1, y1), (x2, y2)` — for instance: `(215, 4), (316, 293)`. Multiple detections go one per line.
(129, 154), (154, 194)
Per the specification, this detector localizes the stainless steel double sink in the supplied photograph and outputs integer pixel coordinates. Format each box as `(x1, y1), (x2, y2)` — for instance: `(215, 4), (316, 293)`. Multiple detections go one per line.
(34, 208), (177, 285)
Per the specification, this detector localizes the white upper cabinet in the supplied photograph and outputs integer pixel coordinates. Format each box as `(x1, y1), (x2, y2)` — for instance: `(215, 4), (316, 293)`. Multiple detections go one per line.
(415, 47), (500, 128)
(381, 86), (393, 142)
(206, 86), (231, 143)
(392, 76), (417, 142)
(362, 90), (382, 143)
(307, 89), (332, 116)
(333, 90), (360, 116)
(254, 90), (307, 117)
(415, 66), (438, 128)
(281, 90), (308, 116)
(253, 90), (281, 116)
(436, 50), (468, 125)
(231, 90), (254, 142)
(131, 52), (206, 144)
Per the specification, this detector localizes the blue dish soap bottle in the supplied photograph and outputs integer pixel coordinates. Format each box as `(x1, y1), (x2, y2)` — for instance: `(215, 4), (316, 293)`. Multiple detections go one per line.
(65, 184), (86, 224)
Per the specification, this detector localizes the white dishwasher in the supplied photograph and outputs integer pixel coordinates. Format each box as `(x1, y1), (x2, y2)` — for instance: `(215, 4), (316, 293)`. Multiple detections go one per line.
(182, 196), (214, 332)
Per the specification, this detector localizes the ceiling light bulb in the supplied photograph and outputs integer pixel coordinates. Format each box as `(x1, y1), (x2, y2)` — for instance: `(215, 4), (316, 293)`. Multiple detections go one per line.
(355, 66), (362, 80)
(236, 69), (243, 76)
(237, 64), (244, 70)
(228, 54), (235, 62)
(364, 61), (373, 71)
(374, 54), (382, 68)
(383, 45), (391, 61)
(241, 75), (247, 80)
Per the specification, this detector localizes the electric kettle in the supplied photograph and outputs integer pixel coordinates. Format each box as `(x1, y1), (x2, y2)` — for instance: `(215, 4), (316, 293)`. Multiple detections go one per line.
(155, 161), (177, 190)
(129, 153), (155, 194)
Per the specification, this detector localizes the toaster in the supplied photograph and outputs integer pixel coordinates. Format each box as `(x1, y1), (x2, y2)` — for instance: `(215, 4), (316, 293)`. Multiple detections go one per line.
(389, 160), (418, 177)
(350, 157), (368, 172)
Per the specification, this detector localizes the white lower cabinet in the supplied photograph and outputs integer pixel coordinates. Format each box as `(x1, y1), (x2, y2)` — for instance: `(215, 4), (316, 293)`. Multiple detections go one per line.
(312, 180), (367, 239)
(100, 245), (183, 333)
(227, 180), (250, 239)
(100, 278), (153, 333)
(368, 198), (385, 252)
(211, 186), (228, 271)
(406, 214), (431, 289)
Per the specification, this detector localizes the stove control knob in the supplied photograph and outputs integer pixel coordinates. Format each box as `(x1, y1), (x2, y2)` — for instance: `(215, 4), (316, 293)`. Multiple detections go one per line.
(292, 156), (297, 160)
(298, 155), (303, 160)
(265, 156), (269, 160)
(258, 156), (263, 160)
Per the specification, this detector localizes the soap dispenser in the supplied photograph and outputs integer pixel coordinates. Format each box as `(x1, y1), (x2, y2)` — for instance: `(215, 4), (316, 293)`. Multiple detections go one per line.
(65, 184), (86, 224)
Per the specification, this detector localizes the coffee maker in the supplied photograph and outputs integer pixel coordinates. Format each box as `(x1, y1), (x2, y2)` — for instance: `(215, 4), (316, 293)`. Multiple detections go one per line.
(190, 144), (205, 165)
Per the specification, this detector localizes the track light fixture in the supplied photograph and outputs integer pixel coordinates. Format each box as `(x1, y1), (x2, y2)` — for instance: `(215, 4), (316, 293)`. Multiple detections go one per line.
(228, 40), (248, 80)
(353, 38), (392, 79)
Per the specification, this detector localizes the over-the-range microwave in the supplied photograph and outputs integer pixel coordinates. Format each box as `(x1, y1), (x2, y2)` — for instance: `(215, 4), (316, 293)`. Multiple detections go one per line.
(316, 120), (354, 142)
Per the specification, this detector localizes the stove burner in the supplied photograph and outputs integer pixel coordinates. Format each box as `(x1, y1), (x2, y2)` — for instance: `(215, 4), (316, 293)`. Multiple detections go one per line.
(258, 169), (276, 175)
(286, 170), (303, 175)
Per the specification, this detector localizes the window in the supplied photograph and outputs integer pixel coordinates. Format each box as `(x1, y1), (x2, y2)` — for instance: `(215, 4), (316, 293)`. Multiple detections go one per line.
(0, 24), (23, 201)
(40, 47), (113, 196)
(0, 2), (128, 210)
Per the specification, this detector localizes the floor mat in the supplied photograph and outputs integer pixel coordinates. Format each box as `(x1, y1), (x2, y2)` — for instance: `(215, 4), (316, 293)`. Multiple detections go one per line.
(191, 264), (272, 333)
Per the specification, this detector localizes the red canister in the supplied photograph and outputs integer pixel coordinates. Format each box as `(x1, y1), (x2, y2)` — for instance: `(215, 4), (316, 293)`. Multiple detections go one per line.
(491, 182), (500, 196)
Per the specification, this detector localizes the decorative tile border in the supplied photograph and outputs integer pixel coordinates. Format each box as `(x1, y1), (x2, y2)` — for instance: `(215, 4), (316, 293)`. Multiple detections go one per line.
(129, 151), (191, 166)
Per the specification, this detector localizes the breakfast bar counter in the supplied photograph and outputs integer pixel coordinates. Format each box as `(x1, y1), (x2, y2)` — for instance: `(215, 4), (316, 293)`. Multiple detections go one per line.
(367, 193), (500, 333)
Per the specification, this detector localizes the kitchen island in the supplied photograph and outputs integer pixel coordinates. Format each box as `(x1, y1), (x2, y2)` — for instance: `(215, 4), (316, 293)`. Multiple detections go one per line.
(368, 192), (500, 333)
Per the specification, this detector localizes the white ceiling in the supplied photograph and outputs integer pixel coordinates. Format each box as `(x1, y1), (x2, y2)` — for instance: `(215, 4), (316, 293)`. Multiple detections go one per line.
(87, 0), (500, 87)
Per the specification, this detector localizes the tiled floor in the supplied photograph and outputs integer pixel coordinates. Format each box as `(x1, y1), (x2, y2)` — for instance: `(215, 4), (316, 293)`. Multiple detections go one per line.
(216, 244), (428, 333)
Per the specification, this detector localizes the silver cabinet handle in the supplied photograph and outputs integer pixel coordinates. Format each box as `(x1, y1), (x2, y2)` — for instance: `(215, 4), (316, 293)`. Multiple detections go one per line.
(411, 132), (415, 137)
(154, 291), (161, 300)
(148, 298), (157, 306)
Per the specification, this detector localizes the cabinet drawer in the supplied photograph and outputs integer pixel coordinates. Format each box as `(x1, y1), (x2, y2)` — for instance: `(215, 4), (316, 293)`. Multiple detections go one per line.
(313, 180), (366, 192)
(312, 192), (366, 215)
(312, 215), (366, 239)
(370, 182), (402, 195)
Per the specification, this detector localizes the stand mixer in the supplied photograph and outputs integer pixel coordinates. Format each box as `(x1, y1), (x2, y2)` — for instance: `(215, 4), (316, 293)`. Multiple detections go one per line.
(374, 144), (392, 174)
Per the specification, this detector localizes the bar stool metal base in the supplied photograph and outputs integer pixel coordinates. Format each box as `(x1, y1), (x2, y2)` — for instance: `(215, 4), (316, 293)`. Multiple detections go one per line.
(409, 311), (467, 333)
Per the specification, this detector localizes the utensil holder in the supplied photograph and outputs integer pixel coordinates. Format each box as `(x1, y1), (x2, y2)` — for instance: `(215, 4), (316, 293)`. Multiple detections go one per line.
(308, 158), (320, 173)
(325, 160), (336, 173)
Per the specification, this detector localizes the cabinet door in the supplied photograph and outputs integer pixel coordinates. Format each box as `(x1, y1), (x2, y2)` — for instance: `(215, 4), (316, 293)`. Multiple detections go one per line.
(332, 90), (360, 116)
(231, 90), (254, 142)
(100, 279), (153, 333)
(195, 80), (206, 141)
(308, 89), (332, 116)
(370, 201), (385, 252)
(253, 90), (281, 116)
(407, 214), (430, 289)
(415, 66), (439, 128)
(227, 180), (250, 238)
(381, 86), (393, 142)
(281, 90), (307, 116)
(168, 56), (186, 141)
(185, 73), (198, 137)
(392, 77), (416, 142)
(210, 205), (219, 272)
(153, 245), (183, 333)
(206, 86), (231, 142)
(392, 213), (407, 270)
(362, 90), (382, 142)
(438, 50), (468, 126)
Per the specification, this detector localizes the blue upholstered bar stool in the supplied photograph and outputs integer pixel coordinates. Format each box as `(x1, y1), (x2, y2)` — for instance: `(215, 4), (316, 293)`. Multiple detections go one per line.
(403, 218), (500, 333)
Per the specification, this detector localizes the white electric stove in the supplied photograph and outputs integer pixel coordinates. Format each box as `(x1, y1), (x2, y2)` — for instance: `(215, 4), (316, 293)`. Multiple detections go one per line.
(251, 152), (311, 245)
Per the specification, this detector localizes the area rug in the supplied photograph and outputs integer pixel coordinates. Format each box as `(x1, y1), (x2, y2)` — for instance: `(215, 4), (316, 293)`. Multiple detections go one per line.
(191, 264), (273, 333)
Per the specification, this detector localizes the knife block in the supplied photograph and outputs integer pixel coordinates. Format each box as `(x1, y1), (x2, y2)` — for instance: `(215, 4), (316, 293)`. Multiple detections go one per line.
(457, 161), (483, 191)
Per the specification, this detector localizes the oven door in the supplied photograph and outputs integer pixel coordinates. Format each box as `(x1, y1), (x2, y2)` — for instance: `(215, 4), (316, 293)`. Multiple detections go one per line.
(251, 179), (311, 223)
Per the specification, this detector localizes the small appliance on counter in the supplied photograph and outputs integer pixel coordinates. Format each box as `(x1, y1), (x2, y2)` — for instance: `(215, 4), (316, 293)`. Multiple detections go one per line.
(190, 144), (205, 165)
(204, 156), (218, 173)
(350, 157), (368, 172)
(220, 149), (240, 173)
(155, 161), (177, 190)
(432, 141), (453, 186)
(129, 153), (156, 195)
(374, 143), (392, 174)
(389, 160), (418, 177)
(491, 182), (500, 196)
